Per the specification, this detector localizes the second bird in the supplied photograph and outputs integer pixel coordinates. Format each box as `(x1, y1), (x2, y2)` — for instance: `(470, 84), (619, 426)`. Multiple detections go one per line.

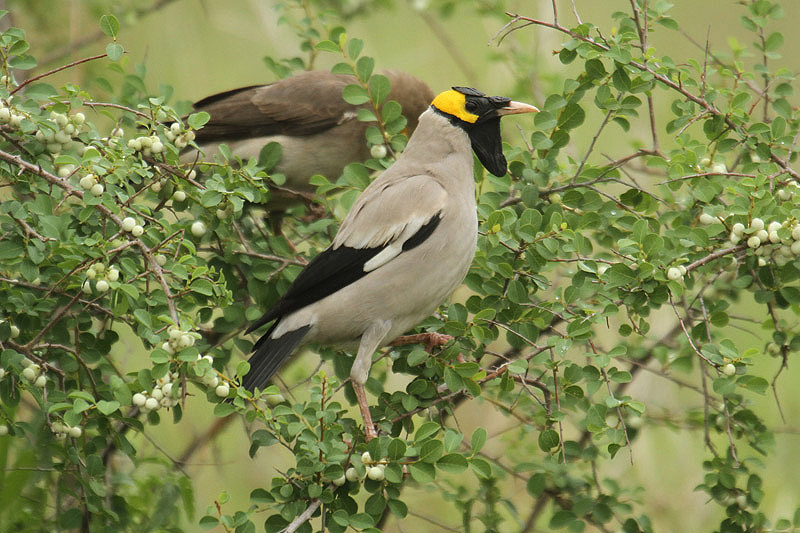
(244, 86), (538, 440)
(188, 70), (434, 210)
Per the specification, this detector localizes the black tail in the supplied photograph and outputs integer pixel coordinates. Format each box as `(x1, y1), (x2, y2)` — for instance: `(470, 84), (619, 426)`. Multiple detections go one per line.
(242, 324), (312, 392)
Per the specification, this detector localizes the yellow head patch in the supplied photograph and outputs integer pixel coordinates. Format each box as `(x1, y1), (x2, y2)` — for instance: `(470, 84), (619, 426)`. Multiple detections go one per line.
(431, 89), (479, 124)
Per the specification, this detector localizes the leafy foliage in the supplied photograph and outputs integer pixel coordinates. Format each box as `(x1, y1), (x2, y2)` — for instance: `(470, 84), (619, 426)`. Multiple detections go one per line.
(0, 1), (799, 532)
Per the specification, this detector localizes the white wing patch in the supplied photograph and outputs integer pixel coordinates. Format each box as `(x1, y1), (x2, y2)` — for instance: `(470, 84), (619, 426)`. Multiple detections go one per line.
(362, 214), (433, 272)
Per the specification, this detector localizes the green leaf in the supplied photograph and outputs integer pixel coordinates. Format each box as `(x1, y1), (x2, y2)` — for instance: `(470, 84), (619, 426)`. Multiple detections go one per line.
(8, 54), (36, 70)
(737, 375), (768, 394)
(436, 453), (468, 473)
(96, 400), (120, 415)
(764, 31), (784, 51)
(415, 421), (440, 442)
(356, 56), (374, 81)
(342, 84), (369, 105)
(100, 14), (120, 38)
(387, 438), (406, 460)
(188, 111), (210, 129)
(105, 43), (123, 61)
(471, 427), (487, 455)
(368, 74), (391, 106)
(258, 142), (282, 170)
(387, 499), (408, 518)
(418, 439), (443, 463)
(469, 457), (492, 479)
(347, 38), (364, 60)
(538, 429), (560, 451)
(315, 40), (340, 53)
(408, 462), (435, 483)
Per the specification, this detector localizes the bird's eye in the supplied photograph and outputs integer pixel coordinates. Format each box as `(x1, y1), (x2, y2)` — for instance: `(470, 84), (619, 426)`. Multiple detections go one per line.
(465, 100), (478, 112)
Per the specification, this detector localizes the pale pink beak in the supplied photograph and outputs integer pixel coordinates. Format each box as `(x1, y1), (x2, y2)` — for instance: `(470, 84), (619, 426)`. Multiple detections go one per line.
(497, 101), (539, 116)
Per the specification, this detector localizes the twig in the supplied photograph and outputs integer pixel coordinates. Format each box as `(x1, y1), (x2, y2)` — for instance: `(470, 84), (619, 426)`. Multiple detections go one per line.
(11, 53), (107, 96)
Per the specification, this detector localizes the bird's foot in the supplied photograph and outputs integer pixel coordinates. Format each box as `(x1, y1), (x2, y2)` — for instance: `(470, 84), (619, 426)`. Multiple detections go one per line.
(352, 381), (378, 441)
(389, 332), (453, 353)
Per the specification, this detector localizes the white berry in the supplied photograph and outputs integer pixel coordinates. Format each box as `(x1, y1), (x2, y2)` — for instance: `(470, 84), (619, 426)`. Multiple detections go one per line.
(266, 393), (285, 406)
(370, 144), (388, 159)
(367, 466), (385, 481)
(9, 325), (19, 338)
(747, 236), (761, 249)
(106, 268), (119, 282)
(34, 375), (46, 388)
(21, 367), (37, 381)
(90, 183), (104, 197)
(68, 426), (82, 438)
(132, 392), (147, 406)
(332, 475), (346, 486)
(191, 221), (206, 237)
(345, 467), (360, 482)
(215, 384), (230, 397)
(361, 451), (372, 464)
(699, 213), (715, 225)
(0, 425), (7, 436)
(131, 225), (144, 237)
(155, 254), (167, 266)
(144, 397), (159, 411)
(666, 267), (683, 281)
(79, 175), (96, 190)
(723, 363), (736, 376)
(749, 218), (764, 231)
(172, 190), (186, 202)
(121, 217), (136, 232)
(732, 223), (745, 236)
(95, 280), (109, 292)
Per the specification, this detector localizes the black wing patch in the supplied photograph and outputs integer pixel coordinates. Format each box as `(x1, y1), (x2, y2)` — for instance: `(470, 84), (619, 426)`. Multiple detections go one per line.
(246, 213), (442, 334)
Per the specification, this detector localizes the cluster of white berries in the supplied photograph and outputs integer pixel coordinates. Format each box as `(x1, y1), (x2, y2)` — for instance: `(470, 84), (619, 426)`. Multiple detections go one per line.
(19, 358), (46, 388)
(0, 100), (26, 129)
(161, 325), (199, 356)
(82, 262), (119, 294)
(127, 134), (165, 156)
(725, 216), (800, 267)
(132, 370), (180, 413)
(666, 264), (688, 282)
(164, 122), (195, 149)
(121, 216), (145, 237)
(192, 353), (229, 397)
(34, 110), (87, 156)
(698, 157), (728, 174)
(335, 451), (386, 486)
(77, 171), (106, 197)
(51, 421), (83, 440)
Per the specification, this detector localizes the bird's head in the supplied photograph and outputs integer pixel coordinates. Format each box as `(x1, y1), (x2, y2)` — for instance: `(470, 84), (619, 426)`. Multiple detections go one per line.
(430, 86), (538, 177)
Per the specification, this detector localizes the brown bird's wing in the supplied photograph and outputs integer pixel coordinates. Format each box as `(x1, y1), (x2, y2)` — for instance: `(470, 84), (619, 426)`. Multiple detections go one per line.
(192, 71), (358, 141)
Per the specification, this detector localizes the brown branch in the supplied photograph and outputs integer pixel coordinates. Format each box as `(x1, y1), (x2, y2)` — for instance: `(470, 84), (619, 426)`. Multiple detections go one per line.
(11, 53), (107, 96)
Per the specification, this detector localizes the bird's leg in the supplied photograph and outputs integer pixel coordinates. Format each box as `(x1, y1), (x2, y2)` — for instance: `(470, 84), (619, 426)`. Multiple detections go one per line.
(351, 320), (392, 441)
(389, 332), (453, 352)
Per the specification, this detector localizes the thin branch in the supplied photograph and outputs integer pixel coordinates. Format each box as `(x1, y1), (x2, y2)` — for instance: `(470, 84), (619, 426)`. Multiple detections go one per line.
(11, 53), (107, 96)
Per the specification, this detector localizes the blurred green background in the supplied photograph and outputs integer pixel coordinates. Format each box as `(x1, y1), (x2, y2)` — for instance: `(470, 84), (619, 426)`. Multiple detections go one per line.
(8, 0), (800, 530)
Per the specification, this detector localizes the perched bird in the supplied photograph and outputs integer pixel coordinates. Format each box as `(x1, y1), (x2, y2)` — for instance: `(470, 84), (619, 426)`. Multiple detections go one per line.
(187, 70), (434, 209)
(244, 86), (537, 439)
